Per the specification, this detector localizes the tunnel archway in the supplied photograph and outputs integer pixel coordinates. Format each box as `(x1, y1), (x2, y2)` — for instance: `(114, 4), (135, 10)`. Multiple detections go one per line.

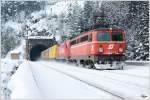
(29, 44), (47, 61)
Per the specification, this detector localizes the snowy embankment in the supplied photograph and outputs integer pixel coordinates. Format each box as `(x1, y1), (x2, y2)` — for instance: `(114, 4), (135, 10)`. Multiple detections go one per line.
(1, 59), (22, 99)
(1, 40), (25, 99)
(7, 61), (42, 99)
(7, 60), (149, 99)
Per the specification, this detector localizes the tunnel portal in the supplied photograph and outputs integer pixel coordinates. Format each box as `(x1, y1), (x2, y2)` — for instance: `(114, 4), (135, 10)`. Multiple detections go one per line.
(26, 36), (56, 61)
(29, 44), (47, 61)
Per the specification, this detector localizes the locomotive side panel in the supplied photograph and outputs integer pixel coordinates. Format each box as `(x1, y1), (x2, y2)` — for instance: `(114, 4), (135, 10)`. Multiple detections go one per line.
(70, 42), (90, 56)
(70, 31), (95, 59)
(57, 41), (70, 59)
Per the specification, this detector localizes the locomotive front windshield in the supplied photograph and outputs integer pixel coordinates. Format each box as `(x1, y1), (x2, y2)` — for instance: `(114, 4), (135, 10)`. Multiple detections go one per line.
(97, 32), (110, 41)
(97, 31), (123, 41)
(112, 32), (123, 41)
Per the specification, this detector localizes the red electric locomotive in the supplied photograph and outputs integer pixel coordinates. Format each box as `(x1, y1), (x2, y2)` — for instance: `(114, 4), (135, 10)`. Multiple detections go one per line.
(57, 27), (126, 69)
(56, 16), (126, 69)
(69, 28), (126, 69)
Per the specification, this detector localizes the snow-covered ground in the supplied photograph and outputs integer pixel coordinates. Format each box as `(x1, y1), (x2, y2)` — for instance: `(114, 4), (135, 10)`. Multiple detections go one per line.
(7, 60), (149, 99)
(1, 59), (23, 99)
(7, 61), (42, 99)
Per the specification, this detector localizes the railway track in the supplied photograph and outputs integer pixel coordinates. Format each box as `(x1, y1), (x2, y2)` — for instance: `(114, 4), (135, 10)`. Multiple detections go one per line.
(73, 66), (148, 88)
(39, 63), (126, 99)
(41, 61), (148, 99)
(27, 61), (124, 99)
(65, 65), (148, 89)
(50, 61), (148, 88)
(86, 71), (148, 89)
(59, 60), (148, 79)
(27, 61), (44, 97)
(27, 61), (148, 99)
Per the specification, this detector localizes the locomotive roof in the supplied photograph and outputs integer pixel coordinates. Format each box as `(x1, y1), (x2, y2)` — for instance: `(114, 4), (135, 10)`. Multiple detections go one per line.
(69, 27), (124, 40)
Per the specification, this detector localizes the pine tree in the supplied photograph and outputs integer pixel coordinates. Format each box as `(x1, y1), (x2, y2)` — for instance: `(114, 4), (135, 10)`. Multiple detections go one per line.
(65, 1), (83, 37)
(82, 1), (94, 29)
(132, 1), (149, 60)
(101, 1), (149, 60)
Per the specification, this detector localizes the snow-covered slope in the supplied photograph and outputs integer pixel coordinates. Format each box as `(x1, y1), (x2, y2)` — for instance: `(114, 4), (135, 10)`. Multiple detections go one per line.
(7, 61), (42, 99)
(5, 21), (22, 33)
(1, 59), (23, 99)
(28, 0), (85, 38)
(45, 1), (84, 16)
(6, 40), (26, 59)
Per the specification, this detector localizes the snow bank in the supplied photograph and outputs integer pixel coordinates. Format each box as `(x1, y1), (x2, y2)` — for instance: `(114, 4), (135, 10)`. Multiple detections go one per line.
(7, 61), (42, 99)
(1, 39), (26, 99)
(1, 59), (22, 99)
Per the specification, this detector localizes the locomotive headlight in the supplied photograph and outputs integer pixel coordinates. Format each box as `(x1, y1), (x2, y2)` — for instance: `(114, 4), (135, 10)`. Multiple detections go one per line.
(119, 48), (123, 52)
(99, 48), (103, 52)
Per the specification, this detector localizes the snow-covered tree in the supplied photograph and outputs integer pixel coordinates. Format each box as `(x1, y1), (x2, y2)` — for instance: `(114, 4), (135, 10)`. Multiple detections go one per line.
(1, 26), (20, 57)
(127, 1), (149, 60)
(82, 1), (94, 29)
(1, 1), (44, 58)
(101, 1), (149, 60)
(64, 1), (83, 37)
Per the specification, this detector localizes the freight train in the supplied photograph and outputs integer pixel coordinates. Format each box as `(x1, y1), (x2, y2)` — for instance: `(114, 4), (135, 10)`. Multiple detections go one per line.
(41, 26), (126, 69)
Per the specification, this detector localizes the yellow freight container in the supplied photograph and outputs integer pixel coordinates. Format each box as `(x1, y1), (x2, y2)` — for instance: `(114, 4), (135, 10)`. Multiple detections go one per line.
(49, 45), (58, 59)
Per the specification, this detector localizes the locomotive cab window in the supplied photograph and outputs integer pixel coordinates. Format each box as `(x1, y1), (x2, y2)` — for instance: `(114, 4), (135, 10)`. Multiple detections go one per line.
(88, 34), (92, 42)
(81, 35), (88, 42)
(112, 32), (123, 41)
(71, 40), (76, 45)
(97, 32), (110, 41)
(77, 38), (80, 44)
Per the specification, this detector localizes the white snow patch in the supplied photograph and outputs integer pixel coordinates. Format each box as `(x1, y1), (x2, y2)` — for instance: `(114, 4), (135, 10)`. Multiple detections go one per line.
(45, 1), (84, 16)
(1, 59), (22, 99)
(7, 61), (42, 99)
(30, 18), (49, 31)
(5, 21), (22, 32)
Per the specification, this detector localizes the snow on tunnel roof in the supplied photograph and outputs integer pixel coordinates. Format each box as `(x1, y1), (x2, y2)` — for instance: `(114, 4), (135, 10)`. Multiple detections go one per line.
(27, 36), (53, 39)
